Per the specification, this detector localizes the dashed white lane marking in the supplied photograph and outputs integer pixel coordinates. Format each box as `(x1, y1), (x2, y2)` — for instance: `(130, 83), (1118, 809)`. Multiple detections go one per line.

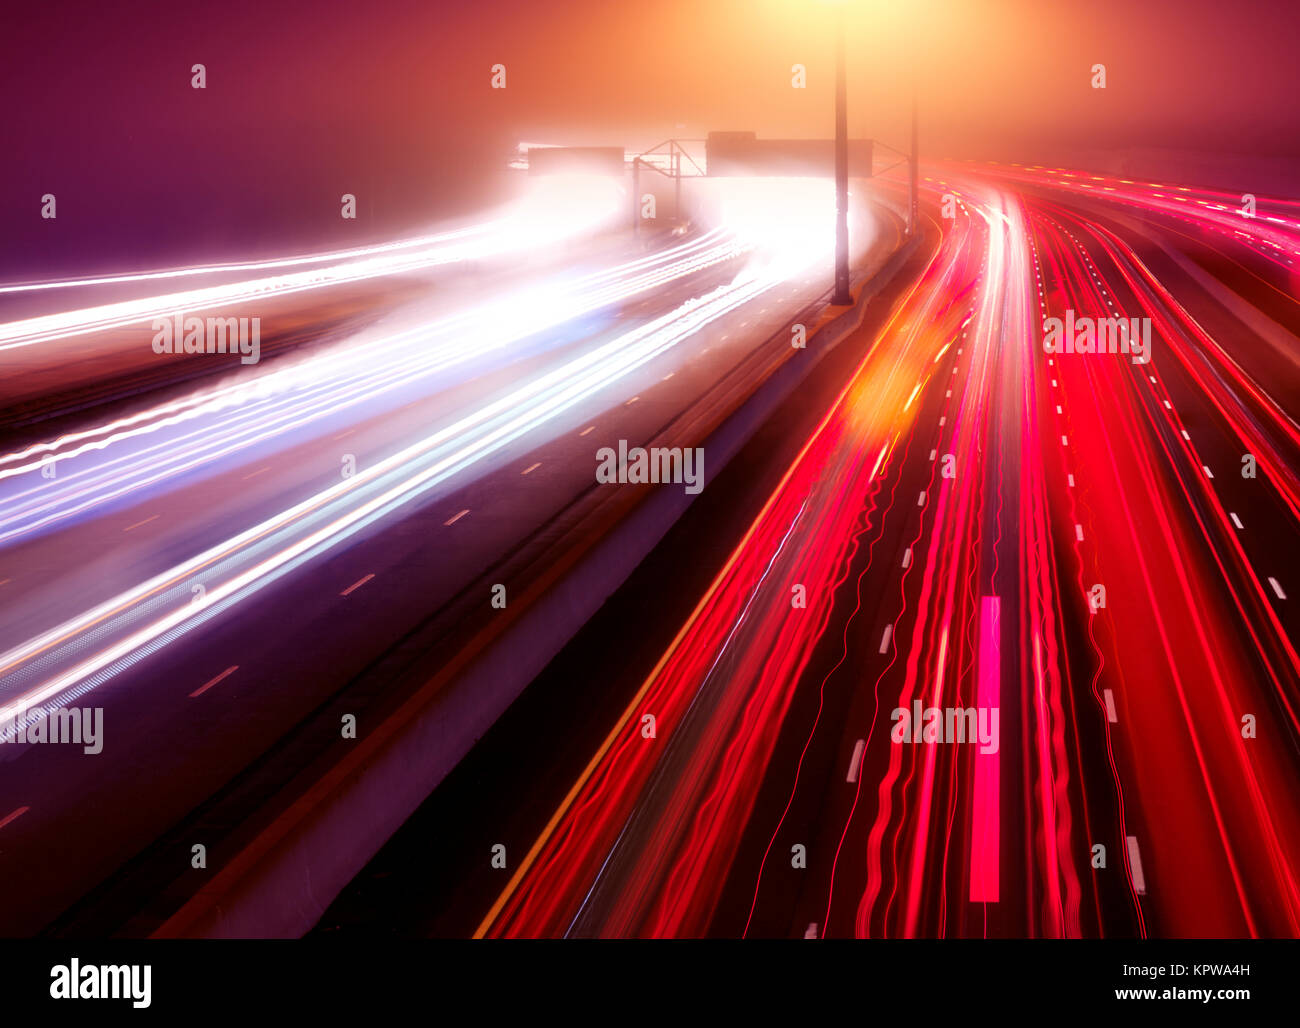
(341, 573), (375, 597)
(123, 514), (160, 533)
(902, 548), (912, 569)
(444, 509), (470, 526)
(1202, 465), (1214, 479)
(1181, 430), (1190, 441)
(1126, 836), (1148, 895)
(939, 417), (946, 426)
(1061, 435), (1069, 445)
(625, 396), (640, 406)
(1075, 524), (1084, 541)
(879, 624), (894, 653)
(1163, 400), (1172, 410)
(1055, 405), (1063, 414)
(333, 428), (356, 440)
(0, 807), (30, 831)
(804, 923), (819, 939)
(1230, 512), (1243, 530)
(929, 449), (937, 461)
(242, 466), (271, 481)
(847, 739), (866, 783)
(190, 665), (239, 699)
(521, 462), (541, 475)
(579, 425), (595, 436)
(662, 372), (674, 381)
(917, 491), (926, 506)
(1067, 474), (1075, 487)
(1103, 689), (1119, 723)
(1269, 577), (1287, 600)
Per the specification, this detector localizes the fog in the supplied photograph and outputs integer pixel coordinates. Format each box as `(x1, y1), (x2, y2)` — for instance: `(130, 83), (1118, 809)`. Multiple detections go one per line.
(7, 0), (1298, 277)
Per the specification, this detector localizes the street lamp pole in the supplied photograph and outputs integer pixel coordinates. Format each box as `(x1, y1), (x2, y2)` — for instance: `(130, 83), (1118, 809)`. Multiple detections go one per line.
(832, 4), (852, 304)
(910, 90), (919, 236)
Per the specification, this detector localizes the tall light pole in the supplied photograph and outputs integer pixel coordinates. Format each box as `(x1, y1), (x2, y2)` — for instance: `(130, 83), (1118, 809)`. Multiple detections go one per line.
(832, 2), (852, 304)
(909, 89), (919, 236)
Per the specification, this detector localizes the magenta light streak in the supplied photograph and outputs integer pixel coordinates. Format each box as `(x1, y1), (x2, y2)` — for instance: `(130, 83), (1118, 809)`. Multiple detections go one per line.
(971, 595), (1001, 904)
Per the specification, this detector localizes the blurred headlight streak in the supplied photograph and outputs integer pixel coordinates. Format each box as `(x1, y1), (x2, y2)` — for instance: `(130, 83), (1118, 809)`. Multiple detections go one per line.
(0, 181), (835, 726)
(0, 174), (626, 350)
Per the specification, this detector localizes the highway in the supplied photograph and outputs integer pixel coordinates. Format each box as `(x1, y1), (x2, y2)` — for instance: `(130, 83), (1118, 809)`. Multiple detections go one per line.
(0, 174), (902, 935)
(4, 157), (1297, 940)
(316, 167), (1300, 940)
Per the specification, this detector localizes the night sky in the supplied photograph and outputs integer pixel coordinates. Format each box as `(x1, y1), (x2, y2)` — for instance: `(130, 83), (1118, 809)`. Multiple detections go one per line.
(6, 0), (1299, 278)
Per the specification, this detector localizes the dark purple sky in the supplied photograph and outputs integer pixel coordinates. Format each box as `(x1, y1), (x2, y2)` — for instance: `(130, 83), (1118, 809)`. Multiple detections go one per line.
(5, 0), (1299, 279)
